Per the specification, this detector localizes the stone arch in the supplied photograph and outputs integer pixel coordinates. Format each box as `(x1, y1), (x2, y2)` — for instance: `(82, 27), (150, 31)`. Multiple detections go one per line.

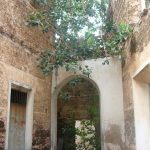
(53, 74), (100, 98)
(50, 74), (101, 150)
(50, 58), (124, 150)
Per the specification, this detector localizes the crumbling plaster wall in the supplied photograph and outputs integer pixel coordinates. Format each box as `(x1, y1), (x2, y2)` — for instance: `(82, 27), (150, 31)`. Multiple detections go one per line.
(0, 0), (53, 149)
(111, 0), (150, 149)
(51, 58), (125, 150)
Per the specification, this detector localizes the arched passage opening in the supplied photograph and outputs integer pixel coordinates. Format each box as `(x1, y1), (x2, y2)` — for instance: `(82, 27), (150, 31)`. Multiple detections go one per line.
(51, 59), (124, 150)
(51, 75), (101, 150)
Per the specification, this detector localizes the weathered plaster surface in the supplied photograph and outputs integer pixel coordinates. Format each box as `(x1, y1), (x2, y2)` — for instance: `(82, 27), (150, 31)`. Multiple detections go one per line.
(127, 43), (150, 150)
(111, 0), (150, 149)
(51, 58), (125, 150)
(123, 16), (150, 150)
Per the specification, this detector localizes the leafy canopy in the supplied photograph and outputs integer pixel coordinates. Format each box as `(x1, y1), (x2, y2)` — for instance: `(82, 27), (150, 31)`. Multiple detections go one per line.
(28, 0), (132, 75)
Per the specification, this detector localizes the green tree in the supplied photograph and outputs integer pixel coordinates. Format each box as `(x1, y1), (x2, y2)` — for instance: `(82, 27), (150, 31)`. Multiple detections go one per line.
(28, 0), (132, 75)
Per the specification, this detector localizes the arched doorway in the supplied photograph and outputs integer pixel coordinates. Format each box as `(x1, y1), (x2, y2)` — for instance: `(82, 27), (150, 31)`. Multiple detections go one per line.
(57, 77), (101, 150)
(50, 58), (124, 150)
(50, 75), (101, 150)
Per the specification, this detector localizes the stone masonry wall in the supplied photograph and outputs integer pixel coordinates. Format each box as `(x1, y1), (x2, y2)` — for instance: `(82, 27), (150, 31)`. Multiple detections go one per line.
(57, 78), (99, 120)
(110, 0), (141, 24)
(111, 0), (150, 149)
(0, 0), (53, 149)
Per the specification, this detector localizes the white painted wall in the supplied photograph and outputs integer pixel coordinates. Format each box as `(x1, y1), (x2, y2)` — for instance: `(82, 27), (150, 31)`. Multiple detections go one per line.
(141, 0), (146, 10)
(50, 57), (124, 150)
(133, 62), (150, 150)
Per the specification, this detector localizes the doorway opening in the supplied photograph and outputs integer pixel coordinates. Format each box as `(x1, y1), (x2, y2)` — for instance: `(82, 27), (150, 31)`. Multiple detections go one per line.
(57, 77), (101, 150)
(8, 88), (27, 150)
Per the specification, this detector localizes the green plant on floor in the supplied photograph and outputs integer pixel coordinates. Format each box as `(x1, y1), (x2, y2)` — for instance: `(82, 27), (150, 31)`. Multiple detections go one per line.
(76, 120), (96, 150)
(78, 95), (100, 150)
(27, 0), (133, 76)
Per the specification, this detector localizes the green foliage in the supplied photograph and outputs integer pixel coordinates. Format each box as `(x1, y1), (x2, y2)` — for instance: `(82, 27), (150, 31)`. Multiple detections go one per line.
(76, 120), (99, 150)
(68, 77), (84, 86)
(28, 0), (132, 76)
(58, 115), (76, 150)
(88, 95), (100, 123)
(82, 66), (92, 77)
(104, 23), (133, 56)
(75, 95), (100, 149)
(63, 116), (76, 136)
(33, 0), (49, 5)
(27, 11), (49, 33)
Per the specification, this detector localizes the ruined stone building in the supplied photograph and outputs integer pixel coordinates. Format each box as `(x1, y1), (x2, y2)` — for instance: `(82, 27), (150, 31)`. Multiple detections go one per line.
(0, 0), (150, 150)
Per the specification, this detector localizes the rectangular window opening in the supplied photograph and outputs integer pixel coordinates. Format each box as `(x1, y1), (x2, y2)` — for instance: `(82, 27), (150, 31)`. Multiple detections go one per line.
(11, 89), (27, 104)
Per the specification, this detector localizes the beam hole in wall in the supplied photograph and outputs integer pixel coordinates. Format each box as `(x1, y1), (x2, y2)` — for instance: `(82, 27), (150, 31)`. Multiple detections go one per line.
(57, 77), (101, 150)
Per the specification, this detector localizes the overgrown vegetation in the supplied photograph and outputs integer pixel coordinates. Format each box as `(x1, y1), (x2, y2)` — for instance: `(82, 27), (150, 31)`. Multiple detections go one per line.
(28, 0), (133, 76)
(27, 1), (132, 148)
(76, 95), (100, 150)
(76, 120), (100, 150)
(57, 77), (100, 149)
(27, 1), (132, 149)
